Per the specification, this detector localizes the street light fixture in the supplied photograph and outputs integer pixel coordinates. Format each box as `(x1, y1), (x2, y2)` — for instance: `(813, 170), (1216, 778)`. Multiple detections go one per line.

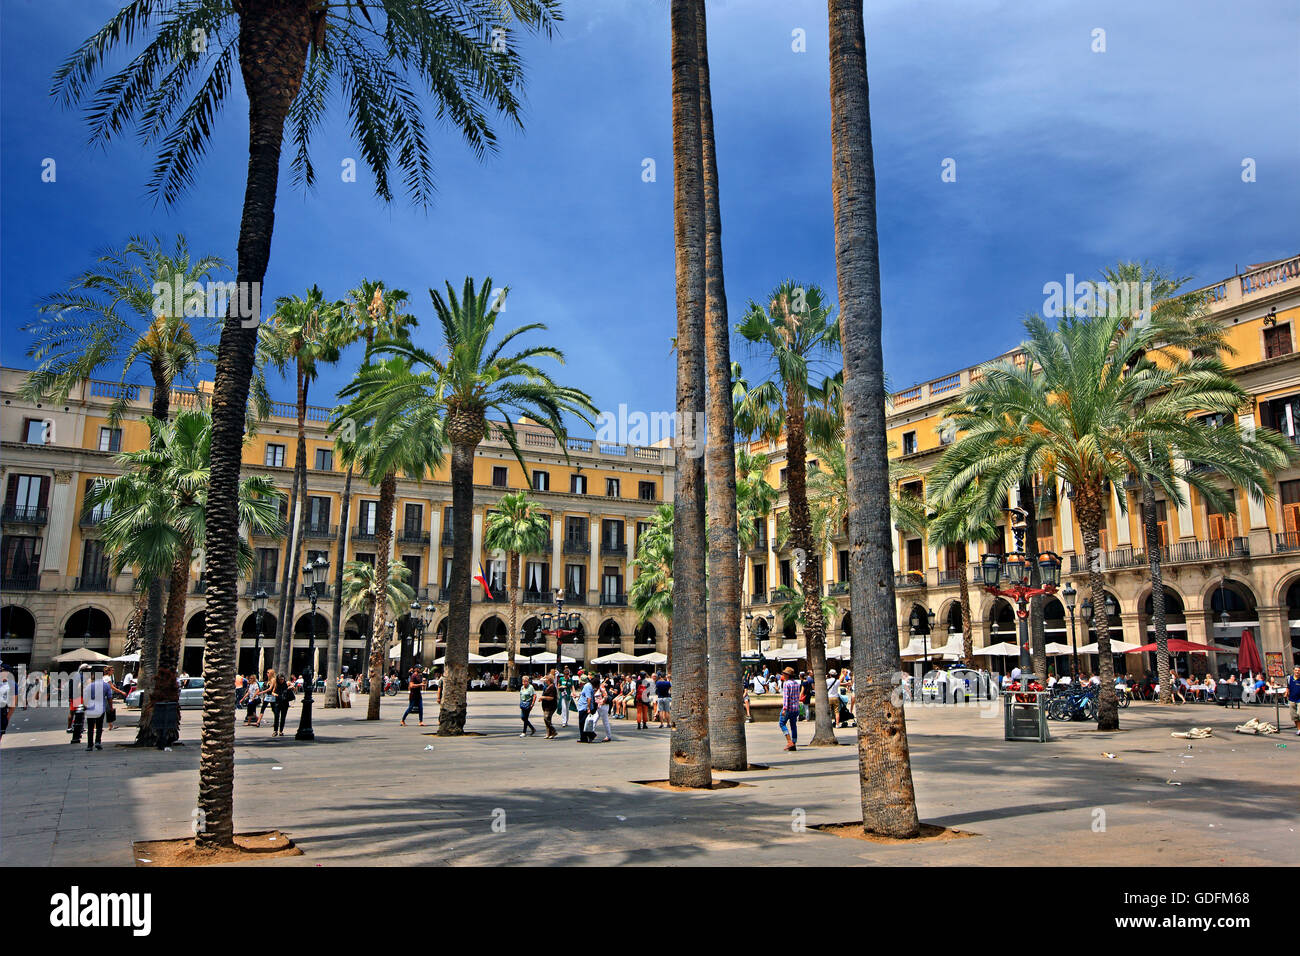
(1061, 582), (1079, 679)
(541, 589), (581, 669)
(295, 555), (328, 741)
(253, 587), (269, 675)
(979, 508), (1061, 678)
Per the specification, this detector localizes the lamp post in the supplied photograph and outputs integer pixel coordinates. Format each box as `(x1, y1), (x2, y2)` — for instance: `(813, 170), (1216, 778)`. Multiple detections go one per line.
(745, 610), (775, 672)
(908, 606), (936, 682)
(253, 588), (268, 676)
(980, 508), (1061, 681)
(1062, 582), (1079, 679)
(295, 555), (328, 741)
(541, 589), (581, 672)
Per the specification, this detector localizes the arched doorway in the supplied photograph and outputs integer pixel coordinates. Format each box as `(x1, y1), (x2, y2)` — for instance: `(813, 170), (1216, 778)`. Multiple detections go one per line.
(598, 618), (621, 647)
(342, 613), (369, 676)
(521, 616), (544, 653)
(478, 615), (507, 654)
(1, 606), (37, 669)
(62, 607), (111, 654)
(1206, 579), (1258, 677)
(1285, 579), (1300, 666)
(183, 612), (206, 675)
(634, 620), (657, 650)
(239, 610), (277, 677)
(1139, 586), (1190, 677)
(291, 612), (329, 678)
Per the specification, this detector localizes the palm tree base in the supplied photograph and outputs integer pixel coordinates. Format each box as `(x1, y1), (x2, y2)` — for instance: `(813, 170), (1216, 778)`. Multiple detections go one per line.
(437, 707), (466, 735)
(807, 732), (841, 747)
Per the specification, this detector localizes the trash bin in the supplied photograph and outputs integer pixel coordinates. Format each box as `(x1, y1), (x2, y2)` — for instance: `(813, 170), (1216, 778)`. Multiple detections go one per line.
(1002, 684), (1049, 742)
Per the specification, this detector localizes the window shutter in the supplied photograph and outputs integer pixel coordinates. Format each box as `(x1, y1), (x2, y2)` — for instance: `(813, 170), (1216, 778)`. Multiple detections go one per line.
(38, 476), (50, 510)
(4, 476), (16, 511)
(1284, 504), (1299, 534)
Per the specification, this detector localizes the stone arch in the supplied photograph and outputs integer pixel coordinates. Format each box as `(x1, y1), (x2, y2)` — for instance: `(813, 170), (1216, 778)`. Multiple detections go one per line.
(57, 602), (119, 635)
(521, 615), (544, 648)
(597, 618), (621, 646)
(478, 615), (507, 647)
(1273, 570), (1300, 608)
(634, 620), (657, 646)
(839, 610), (852, 638)
(1, 605), (37, 667)
(936, 599), (962, 637)
(61, 607), (112, 652)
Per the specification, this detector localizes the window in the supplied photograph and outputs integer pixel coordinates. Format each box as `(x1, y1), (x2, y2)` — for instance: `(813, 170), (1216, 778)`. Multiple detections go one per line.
(605, 477), (620, 497)
(638, 480), (656, 501)
(902, 431), (917, 456)
(1205, 495), (1238, 541)
(1035, 518), (1054, 550)
(906, 538), (924, 572)
(1282, 480), (1300, 533)
(492, 466), (508, 488)
(565, 515), (588, 545)
(443, 506), (454, 532)
(441, 555), (454, 584)
(487, 557), (506, 593)
(532, 470), (550, 491)
(314, 448), (334, 471)
(1, 535), (41, 583)
(838, 549), (850, 581)
(943, 543), (965, 576)
(1264, 323), (1293, 359)
(5, 474), (49, 519)
(77, 540), (108, 585)
(1141, 500), (1169, 548)
(636, 520), (651, 541)
(84, 478), (112, 523)
(22, 418), (48, 444)
(307, 496), (331, 530)
(98, 427), (122, 452)
(264, 443), (286, 468)
(752, 562), (767, 598)
(602, 568), (623, 600)
(779, 467), (788, 486)
(752, 516), (768, 549)
(1259, 394), (1300, 442)
(255, 547), (278, 585)
(403, 503), (423, 537)
(524, 560), (550, 598)
(357, 500), (378, 535)
(602, 519), (625, 550)
(779, 559), (792, 589)
(900, 480), (923, 501)
(565, 563), (585, 599)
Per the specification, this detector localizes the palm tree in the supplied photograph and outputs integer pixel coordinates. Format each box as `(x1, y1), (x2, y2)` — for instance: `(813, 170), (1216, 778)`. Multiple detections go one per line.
(630, 503), (675, 659)
(339, 560), (417, 627)
(324, 280), (418, 707)
(262, 288), (345, 673)
(826, 0), (922, 837)
(23, 234), (226, 746)
(55, 0), (560, 849)
(89, 411), (282, 739)
(735, 281), (842, 747)
(484, 491), (551, 685)
(923, 486), (1002, 665)
(350, 277), (596, 735)
(336, 358), (446, 721)
(772, 583), (837, 649)
(684, 1), (743, 774)
(929, 310), (1294, 730)
(667, 0), (712, 787)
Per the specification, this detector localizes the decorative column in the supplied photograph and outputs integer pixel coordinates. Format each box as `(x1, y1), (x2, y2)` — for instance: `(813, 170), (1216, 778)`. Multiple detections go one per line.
(471, 512), (484, 597)
(1257, 605), (1288, 662)
(551, 517), (563, 594)
(1112, 485), (1131, 546)
(427, 509), (439, 589)
(588, 513), (600, 604)
(40, 470), (77, 589)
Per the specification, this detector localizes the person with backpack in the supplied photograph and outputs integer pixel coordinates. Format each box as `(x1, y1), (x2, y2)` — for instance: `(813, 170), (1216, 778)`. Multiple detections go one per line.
(634, 671), (652, 729)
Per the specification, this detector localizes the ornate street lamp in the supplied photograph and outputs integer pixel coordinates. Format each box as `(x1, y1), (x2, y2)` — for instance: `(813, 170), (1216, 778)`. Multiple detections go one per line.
(1061, 582), (1079, 679)
(908, 606), (937, 679)
(541, 589), (581, 670)
(295, 555), (329, 741)
(253, 587), (269, 675)
(980, 508), (1061, 678)
(745, 610), (775, 668)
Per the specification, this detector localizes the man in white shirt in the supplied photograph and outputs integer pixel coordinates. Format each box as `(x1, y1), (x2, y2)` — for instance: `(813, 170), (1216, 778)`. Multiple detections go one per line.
(0, 668), (13, 740)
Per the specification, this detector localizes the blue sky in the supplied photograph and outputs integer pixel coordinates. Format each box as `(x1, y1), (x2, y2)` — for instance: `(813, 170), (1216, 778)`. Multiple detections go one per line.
(3, 0), (1298, 437)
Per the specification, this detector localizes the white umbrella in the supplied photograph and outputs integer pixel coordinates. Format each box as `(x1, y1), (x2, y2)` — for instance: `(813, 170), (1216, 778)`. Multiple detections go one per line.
(637, 652), (668, 665)
(526, 651), (578, 665)
(1044, 642), (1074, 655)
(972, 641), (1020, 656)
(111, 652), (141, 663)
(1077, 639), (1142, 655)
(433, 653), (491, 665)
(481, 651), (512, 664)
(52, 647), (113, 664)
(591, 651), (640, 664)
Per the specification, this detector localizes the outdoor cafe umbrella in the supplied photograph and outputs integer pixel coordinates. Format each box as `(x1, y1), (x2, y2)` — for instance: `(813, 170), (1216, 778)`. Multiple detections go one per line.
(1236, 628), (1264, 675)
(433, 653), (490, 665)
(1131, 638), (1217, 654)
(591, 651), (640, 665)
(971, 642), (1020, 656)
(51, 646), (113, 665)
(1044, 642), (1074, 655)
(1078, 638), (1143, 654)
(526, 651), (578, 665)
(110, 652), (141, 663)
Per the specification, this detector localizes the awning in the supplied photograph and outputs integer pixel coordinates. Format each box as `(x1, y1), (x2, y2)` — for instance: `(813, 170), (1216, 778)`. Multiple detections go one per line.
(637, 652), (668, 665)
(1044, 642), (1074, 655)
(111, 652), (141, 663)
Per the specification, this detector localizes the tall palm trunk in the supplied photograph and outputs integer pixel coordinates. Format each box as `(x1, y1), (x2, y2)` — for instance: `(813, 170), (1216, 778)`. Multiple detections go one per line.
(274, 460), (300, 670)
(196, 1), (314, 849)
(696, 1), (745, 772)
(365, 473), (398, 719)
(278, 368), (310, 672)
(506, 552), (520, 686)
(1021, 480), (1047, 678)
(957, 548), (974, 665)
(828, 0), (921, 837)
(668, 0), (711, 788)
(439, 421), (482, 735)
(325, 464), (354, 707)
(155, 535), (193, 718)
(1142, 481), (1172, 703)
(135, 363), (172, 746)
(786, 389), (836, 746)
(1075, 484), (1120, 729)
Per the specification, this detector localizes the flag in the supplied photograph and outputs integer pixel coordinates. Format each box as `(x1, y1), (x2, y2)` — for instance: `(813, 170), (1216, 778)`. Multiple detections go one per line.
(475, 562), (494, 600)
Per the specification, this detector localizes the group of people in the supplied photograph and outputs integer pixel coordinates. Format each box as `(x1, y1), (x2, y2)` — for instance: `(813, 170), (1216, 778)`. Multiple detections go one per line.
(745, 665), (856, 729)
(516, 669), (670, 742)
(237, 669), (296, 736)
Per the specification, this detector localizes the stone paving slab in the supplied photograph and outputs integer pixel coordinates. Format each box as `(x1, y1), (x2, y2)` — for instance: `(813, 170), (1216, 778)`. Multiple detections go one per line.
(2, 693), (1295, 866)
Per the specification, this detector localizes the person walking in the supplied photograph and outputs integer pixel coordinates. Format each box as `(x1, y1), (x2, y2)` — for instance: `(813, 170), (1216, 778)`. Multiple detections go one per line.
(779, 666), (801, 752)
(400, 665), (427, 726)
(558, 667), (572, 727)
(575, 675), (596, 743)
(243, 673), (262, 725)
(519, 675), (538, 736)
(594, 679), (613, 742)
(1288, 665), (1300, 736)
(540, 671), (559, 738)
(268, 672), (292, 737)
(257, 668), (278, 728)
(633, 671), (651, 729)
(83, 667), (120, 752)
(654, 672), (672, 728)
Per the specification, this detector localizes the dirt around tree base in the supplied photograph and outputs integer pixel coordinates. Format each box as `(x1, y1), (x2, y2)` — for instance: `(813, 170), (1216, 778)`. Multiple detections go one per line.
(632, 778), (752, 791)
(811, 822), (973, 844)
(133, 830), (302, 866)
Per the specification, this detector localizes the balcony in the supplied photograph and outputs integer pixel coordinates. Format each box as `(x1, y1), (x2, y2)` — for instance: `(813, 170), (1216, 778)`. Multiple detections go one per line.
(245, 582), (279, 597)
(304, 523), (336, 539)
(564, 592), (588, 607)
(937, 568), (966, 586)
(1276, 532), (1300, 553)
(302, 584), (333, 600)
(399, 529), (430, 545)
(747, 541), (769, 555)
(827, 581), (850, 596)
(600, 541), (626, 557)
(80, 512), (111, 529)
(1066, 538), (1249, 573)
(895, 571), (925, 590)
(563, 539), (590, 556)
(600, 592), (627, 607)
(750, 591), (769, 604)
(523, 590), (553, 605)
(1, 572), (41, 591)
(74, 575), (113, 592)
(438, 586), (451, 601)
(2, 505), (48, 525)
(353, 525), (378, 542)
(479, 588), (509, 603)
(441, 530), (455, 546)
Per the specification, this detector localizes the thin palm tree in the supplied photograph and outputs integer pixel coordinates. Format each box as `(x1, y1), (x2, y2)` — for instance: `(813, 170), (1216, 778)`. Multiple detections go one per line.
(923, 486), (1002, 666)
(89, 410), (281, 740)
(23, 234), (226, 746)
(348, 277), (596, 735)
(630, 503), (675, 657)
(55, 0), (560, 849)
(484, 491), (551, 685)
(772, 582), (837, 649)
(324, 280), (419, 707)
(335, 357), (446, 721)
(928, 311), (1294, 730)
(735, 280), (842, 747)
(262, 288), (345, 673)
(339, 560), (417, 626)
(827, 0), (922, 837)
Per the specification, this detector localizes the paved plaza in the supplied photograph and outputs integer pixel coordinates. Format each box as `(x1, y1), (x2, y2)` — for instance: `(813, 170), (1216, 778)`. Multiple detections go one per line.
(1, 693), (1295, 866)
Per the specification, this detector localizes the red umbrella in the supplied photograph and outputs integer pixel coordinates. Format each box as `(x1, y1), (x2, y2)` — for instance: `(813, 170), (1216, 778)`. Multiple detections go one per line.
(1237, 628), (1264, 675)
(1132, 638), (1218, 654)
